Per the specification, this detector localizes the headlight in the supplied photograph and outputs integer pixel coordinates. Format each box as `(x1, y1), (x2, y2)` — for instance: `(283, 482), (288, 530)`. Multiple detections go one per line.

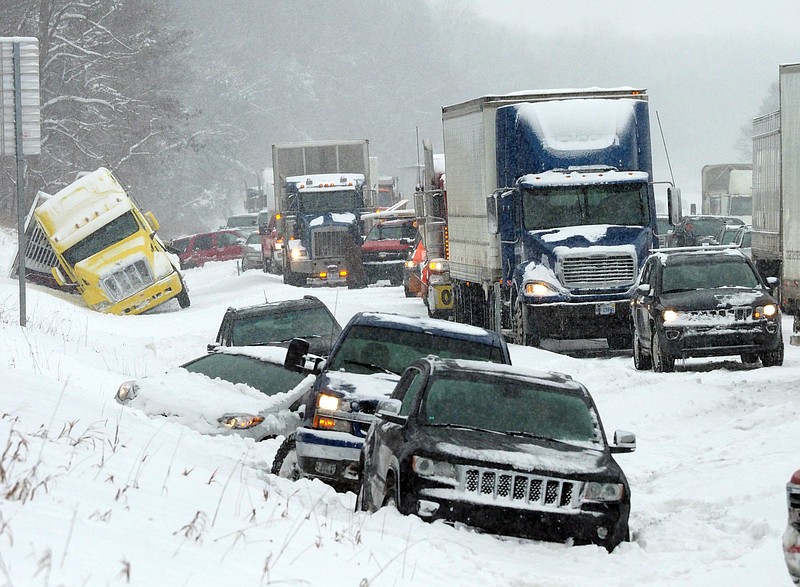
(405, 260), (417, 269)
(524, 281), (559, 297)
(427, 260), (449, 274)
(755, 304), (778, 318)
(290, 247), (307, 260)
(317, 393), (340, 411)
(582, 481), (624, 502)
(116, 380), (138, 403)
(412, 456), (457, 480)
(662, 309), (679, 322)
(92, 301), (113, 312)
(218, 414), (265, 429)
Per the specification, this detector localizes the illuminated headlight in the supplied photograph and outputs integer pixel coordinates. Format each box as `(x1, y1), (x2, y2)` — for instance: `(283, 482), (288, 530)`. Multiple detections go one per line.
(754, 304), (778, 319)
(412, 456), (457, 480)
(218, 414), (265, 429)
(317, 393), (340, 411)
(115, 380), (138, 403)
(524, 281), (559, 297)
(427, 259), (449, 274)
(582, 481), (624, 503)
(405, 260), (417, 269)
(662, 309), (679, 323)
(290, 247), (307, 260)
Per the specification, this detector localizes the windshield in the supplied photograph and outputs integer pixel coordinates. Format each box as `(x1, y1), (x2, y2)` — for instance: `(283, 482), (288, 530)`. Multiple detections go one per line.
(296, 189), (360, 214)
(366, 223), (417, 242)
(246, 233), (261, 245)
(662, 258), (760, 292)
(328, 324), (505, 375)
(63, 211), (141, 266)
(420, 373), (599, 444)
(656, 217), (671, 235)
(231, 306), (340, 347)
(522, 182), (650, 230)
(183, 353), (306, 396)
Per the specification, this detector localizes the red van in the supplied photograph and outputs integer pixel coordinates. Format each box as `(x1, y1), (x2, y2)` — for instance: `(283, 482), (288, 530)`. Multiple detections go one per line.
(171, 229), (247, 269)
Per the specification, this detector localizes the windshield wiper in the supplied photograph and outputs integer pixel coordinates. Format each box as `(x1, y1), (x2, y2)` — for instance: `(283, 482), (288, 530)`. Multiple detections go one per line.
(341, 359), (398, 375)
(504, 430), (571, 445)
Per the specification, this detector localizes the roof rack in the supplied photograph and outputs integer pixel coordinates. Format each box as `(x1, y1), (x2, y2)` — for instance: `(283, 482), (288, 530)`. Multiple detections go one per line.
(656, 244), (739, 253)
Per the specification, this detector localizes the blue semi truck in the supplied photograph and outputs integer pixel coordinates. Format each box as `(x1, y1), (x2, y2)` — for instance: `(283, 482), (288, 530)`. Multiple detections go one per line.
(442, 88), (679, 348)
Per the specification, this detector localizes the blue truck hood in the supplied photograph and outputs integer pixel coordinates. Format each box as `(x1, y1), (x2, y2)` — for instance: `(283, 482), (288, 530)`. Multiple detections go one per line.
(512, 224), (652, 294)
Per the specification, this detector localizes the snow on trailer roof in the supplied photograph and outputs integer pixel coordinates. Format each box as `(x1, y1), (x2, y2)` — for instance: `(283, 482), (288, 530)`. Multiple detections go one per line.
(286, 173), (365, 190)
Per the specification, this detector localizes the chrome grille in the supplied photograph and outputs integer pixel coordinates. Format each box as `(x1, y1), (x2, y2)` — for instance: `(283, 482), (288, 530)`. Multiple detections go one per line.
(25, 222), (59, 273)
(311, 228), (350, 258)
(101, 259), (154, 302)
(560, 252), (636, 289)
(462, 466), (579, 510)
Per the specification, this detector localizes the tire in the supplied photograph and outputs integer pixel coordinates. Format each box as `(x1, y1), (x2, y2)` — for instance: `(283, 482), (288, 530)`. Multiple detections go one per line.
(513, 298), (540, 347)
(176, 276), (191, 309)
(651, 332), (674, 373)
(382, 473), (398, 510)
(271, 433), (301, 481)
(632, 330), (651, 370)
(740, 353), (759, 365)
(760, 343), (784, 367)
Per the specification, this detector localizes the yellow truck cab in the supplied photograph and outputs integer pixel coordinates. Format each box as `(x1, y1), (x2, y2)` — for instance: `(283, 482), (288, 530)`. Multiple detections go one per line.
(34, 167), (189, 315)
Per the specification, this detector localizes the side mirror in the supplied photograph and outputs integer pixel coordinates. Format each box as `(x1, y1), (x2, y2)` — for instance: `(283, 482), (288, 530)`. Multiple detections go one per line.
(610, 430), (636, 454)
(767, 276), (779, 287)
(636, 283), (651, 296)
(144, 211), (160, 232)
(667, 186), (682, 226)
(377, 410), (407, 426)
(284, 337), (311, 373)
(377, 398), (402, 415)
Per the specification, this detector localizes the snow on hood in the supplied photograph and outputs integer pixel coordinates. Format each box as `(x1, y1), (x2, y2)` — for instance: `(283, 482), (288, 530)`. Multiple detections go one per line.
(121, 367), (313, 437)
(321, 370), (400, 400)
(431, 430), (607, 475)
(308, 212), (356, 226)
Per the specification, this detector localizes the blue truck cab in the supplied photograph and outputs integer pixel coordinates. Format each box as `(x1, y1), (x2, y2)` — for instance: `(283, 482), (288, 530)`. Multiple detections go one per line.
(442, 88), (677, 348)
(274, 311), (511, 492)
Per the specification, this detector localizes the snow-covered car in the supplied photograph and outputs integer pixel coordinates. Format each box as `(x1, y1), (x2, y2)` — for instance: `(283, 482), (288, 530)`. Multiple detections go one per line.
(240, 231), (263, 272)
(786, 469), (800, 585)
(272, 312), (512, 492)
(210, 295), (341, 357)
(357, 356), (636, 551)
(631, 246), (783, 372)
(115, 346), (313, 441)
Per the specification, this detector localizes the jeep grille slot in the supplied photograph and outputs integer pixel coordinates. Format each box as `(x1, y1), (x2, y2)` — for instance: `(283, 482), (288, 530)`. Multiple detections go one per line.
(560, 253), (636, 289)
(101, 259), (154, 302)
(684, 306), (753, 322)
(463, 466), (579, 510)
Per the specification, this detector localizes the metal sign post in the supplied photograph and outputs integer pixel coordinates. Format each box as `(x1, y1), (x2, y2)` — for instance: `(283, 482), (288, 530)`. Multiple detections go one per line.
(1, 37), (40, 327)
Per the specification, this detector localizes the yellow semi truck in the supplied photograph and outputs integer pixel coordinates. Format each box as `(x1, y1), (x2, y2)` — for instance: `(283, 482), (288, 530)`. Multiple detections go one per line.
(33, 167), (189, 315)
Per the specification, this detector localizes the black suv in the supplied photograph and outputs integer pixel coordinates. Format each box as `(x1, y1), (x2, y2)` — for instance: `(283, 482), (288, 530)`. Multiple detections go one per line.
(273, 312), (512, 492)
(211, 295), (341, 356)
(358, 356), (636, 551)
(631, 247), (783, 372)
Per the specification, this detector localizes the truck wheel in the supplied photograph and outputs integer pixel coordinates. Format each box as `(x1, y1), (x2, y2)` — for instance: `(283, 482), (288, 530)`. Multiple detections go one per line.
(271, 433), (301, 480)
(651, 333), (674, 372)
(513, 299), (540, 347)
(632, 331), (651, 370)
(176, 277), (191, 309)
(760, 343), (784, 367)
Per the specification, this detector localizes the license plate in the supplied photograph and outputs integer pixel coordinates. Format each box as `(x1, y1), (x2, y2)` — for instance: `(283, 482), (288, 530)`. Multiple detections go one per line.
(595, 303), (615, 316)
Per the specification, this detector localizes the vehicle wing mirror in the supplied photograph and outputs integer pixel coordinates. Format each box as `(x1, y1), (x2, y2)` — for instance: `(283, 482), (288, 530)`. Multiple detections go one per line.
(636, 283), (651, 296)
(610, 430), (636, 454)
(377, 410), (407, 426)
(767, 276), (779, 287)
(377, 398), (402, 415)
(486, 193), (499, 235)
(144, 210), (160, 233)
(284, 337), (311, 373)
(207, 343), (220, 352)
(667, 186), (682, 226)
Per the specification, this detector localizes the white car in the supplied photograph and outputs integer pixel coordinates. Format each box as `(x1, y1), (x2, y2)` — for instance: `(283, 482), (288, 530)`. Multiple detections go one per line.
(116, 346), (313, 441)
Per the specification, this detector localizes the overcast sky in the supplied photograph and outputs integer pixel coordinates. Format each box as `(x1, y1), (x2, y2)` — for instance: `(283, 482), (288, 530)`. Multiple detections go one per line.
(463, 0), (800, 208)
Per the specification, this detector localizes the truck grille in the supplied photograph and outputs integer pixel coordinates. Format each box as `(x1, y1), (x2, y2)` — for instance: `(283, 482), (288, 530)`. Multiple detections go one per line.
(312, 228), (350, 258)
(560, 252), (636, 289)
(101, 258), (154, 302)
(462, 466), (579, 510)
(25, 223), (59, 273)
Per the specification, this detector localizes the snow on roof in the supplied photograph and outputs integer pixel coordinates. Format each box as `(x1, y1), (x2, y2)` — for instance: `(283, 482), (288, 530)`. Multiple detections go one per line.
(519, 169), (648, 187)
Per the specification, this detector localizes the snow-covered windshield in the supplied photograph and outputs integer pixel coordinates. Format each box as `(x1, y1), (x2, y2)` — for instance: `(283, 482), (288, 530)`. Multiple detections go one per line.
(421, 373), (599, 444)
(662, 258), (760, 293)
(182, 352), (306, 396)
(327, 324), (505, 376)
(231, 306), (340, 347)
(296, 190), (360, 214)
(62, 211), (140, 265)
(522, 183), (649, 230)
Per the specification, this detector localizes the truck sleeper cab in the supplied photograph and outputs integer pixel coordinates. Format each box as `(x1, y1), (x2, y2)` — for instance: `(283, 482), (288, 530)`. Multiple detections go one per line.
(34, 167), (188, 315)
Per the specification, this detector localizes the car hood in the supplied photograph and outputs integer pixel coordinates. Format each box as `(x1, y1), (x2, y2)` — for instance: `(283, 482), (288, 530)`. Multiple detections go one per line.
(659, 287), (774, 312)
(417, 426), (616, 477)
(117, 368), (314, 439)
(318, 370), (401, 402)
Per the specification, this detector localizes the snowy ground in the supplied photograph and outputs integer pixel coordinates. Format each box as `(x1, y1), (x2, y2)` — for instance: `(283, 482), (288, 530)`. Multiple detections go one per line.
(0, 226), (798, 586)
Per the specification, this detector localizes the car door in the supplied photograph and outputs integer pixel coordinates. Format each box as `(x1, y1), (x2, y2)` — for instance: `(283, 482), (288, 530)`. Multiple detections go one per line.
(215, 231), (243, 262)
(632, 258), (656, 347)
(363, 365), (427, 508)
(190, 233), (214, 267)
